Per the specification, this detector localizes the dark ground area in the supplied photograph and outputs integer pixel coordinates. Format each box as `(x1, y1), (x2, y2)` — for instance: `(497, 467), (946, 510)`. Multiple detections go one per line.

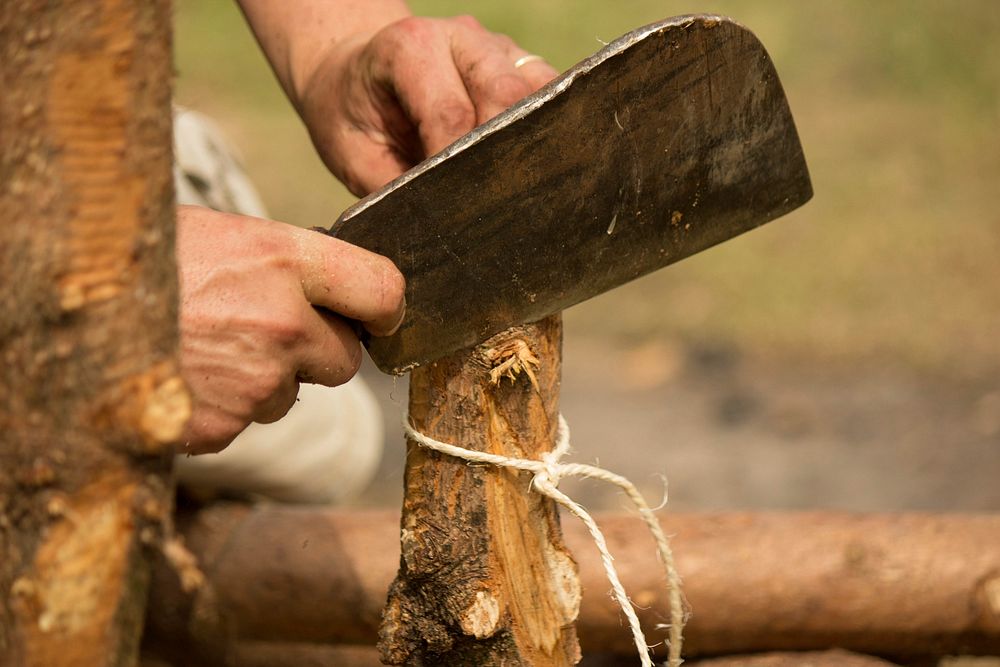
(356, 334), (1000, 514)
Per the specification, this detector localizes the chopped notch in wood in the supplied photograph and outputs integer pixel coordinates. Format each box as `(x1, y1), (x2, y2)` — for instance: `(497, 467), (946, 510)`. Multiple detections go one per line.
(483, 339), (541, 392)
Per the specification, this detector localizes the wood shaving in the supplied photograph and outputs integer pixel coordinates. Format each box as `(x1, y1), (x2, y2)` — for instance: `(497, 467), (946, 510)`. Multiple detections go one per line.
(484, 339), (541, 392)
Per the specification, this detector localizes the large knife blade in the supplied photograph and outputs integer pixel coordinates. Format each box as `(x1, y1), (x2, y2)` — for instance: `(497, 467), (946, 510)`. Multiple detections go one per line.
(329, 14), (812, 374)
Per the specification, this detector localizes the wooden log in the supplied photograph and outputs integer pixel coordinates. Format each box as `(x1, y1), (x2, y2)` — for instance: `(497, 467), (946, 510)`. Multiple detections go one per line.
(379, 316), (581, 665)
(147, 507), (1000, 660)
(586, 512), (1000, 658)
(222, 643), (382, 667)
(0, 1), (181, 666)
(144, 644), (901, 667)
(683, 651), (899, 667)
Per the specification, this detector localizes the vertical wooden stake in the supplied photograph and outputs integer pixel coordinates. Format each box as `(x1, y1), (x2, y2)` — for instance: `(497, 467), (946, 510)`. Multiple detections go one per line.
(379, 315), (581, 666)
(0, 1), (180, 666)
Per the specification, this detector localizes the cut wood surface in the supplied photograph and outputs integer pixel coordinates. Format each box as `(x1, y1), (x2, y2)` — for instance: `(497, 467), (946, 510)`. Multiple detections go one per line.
(380, 316), (581, 665)
(0, 1), (180, 666)
(148, 507), (1000, 661)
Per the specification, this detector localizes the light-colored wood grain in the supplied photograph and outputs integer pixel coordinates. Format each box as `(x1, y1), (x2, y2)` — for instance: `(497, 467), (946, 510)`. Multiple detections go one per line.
(0, 1), (179, 665)
(378, 315), (582, 665)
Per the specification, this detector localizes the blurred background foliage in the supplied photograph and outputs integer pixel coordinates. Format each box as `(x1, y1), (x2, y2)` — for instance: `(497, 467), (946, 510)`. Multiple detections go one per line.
(174, 1), (1000, 379)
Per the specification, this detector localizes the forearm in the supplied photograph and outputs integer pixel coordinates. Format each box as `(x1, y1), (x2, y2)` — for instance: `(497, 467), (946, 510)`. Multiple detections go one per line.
(236, 0), (411, 107)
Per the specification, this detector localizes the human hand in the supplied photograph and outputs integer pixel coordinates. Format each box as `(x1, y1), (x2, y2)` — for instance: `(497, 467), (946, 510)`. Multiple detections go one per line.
(175, 205), (405, 454)
(296, 15), (559, 195)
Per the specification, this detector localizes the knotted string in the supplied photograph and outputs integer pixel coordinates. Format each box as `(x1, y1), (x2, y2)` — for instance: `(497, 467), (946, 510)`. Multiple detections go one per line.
(403, 412), (685, 667)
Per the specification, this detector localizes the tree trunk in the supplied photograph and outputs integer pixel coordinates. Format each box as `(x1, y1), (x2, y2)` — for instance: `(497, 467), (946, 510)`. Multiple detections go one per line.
(0, 1), (181, 666)
(378, 316), (582, 666)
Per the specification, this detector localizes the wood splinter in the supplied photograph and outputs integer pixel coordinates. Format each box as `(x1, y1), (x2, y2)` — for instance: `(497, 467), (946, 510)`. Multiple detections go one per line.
(379, 315), (581, 666)
(485, 339), (541, 390)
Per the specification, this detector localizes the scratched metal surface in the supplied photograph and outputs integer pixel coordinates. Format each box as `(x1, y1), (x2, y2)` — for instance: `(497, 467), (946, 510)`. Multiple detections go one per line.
(329, 14), (813, 374)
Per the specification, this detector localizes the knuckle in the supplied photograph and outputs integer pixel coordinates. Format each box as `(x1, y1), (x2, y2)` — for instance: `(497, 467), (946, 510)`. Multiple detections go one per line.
(453, 14), (482, 30)
(235, 303), (305, 349)
(195, 420), (243, 454)
(340, 168), (368, 198)
(248, 362), (287, 406)
(374, 258), (406, 317)
(489, 73), (532, 105)
(267, 310), (308, 347)
(254, 229), (296, 264)
(343, 339), (364, 378)
(433, 100), (476, 137)
(268, 381), (301, 421)
(197, 441), (228, 455)
(189, 435), (228, 455)
(494, 33), (517, 50)
(386, 16), (431, 42)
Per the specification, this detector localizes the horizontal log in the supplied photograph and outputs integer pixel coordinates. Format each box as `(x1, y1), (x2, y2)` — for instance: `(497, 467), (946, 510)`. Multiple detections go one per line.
(579, 511), (1000, 657)
(148, 644), (900, 667)
(684, 650), (898, 667)
(146, 505), (1000, 661)
(226, 643), (381, 667)
(587, 649), (900, 667)
(143, 644), (899, 667)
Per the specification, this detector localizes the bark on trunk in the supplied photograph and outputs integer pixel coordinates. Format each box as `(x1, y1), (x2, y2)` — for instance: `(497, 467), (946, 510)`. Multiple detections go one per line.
(378, 316), (582, 666)
(0, 1), (181, 666)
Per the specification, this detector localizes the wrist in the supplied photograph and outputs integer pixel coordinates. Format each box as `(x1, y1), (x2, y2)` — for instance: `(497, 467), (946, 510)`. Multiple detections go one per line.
(285, 2), (413, 109)
(289, 31), (365, 115)
(237, 0), (412, 111)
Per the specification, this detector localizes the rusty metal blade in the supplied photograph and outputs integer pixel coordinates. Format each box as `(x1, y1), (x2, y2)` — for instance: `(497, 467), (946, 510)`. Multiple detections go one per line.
(329, 14), (812, 374)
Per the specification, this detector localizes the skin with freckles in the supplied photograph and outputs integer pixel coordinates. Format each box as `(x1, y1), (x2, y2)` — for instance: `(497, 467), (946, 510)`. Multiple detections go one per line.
(178, 1), (556, 453)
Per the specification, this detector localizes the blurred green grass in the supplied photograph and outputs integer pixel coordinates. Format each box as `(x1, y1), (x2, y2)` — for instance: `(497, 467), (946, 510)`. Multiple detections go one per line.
(174, 1), (1000, 378)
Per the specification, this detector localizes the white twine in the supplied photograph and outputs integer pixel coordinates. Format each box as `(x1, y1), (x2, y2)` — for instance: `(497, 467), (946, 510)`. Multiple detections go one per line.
(403, 412), (685, 667)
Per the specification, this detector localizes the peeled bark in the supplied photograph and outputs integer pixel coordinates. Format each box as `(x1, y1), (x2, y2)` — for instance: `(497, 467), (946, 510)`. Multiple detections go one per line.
(0, 1), (181, 666)
(379, 316), (582, 665)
